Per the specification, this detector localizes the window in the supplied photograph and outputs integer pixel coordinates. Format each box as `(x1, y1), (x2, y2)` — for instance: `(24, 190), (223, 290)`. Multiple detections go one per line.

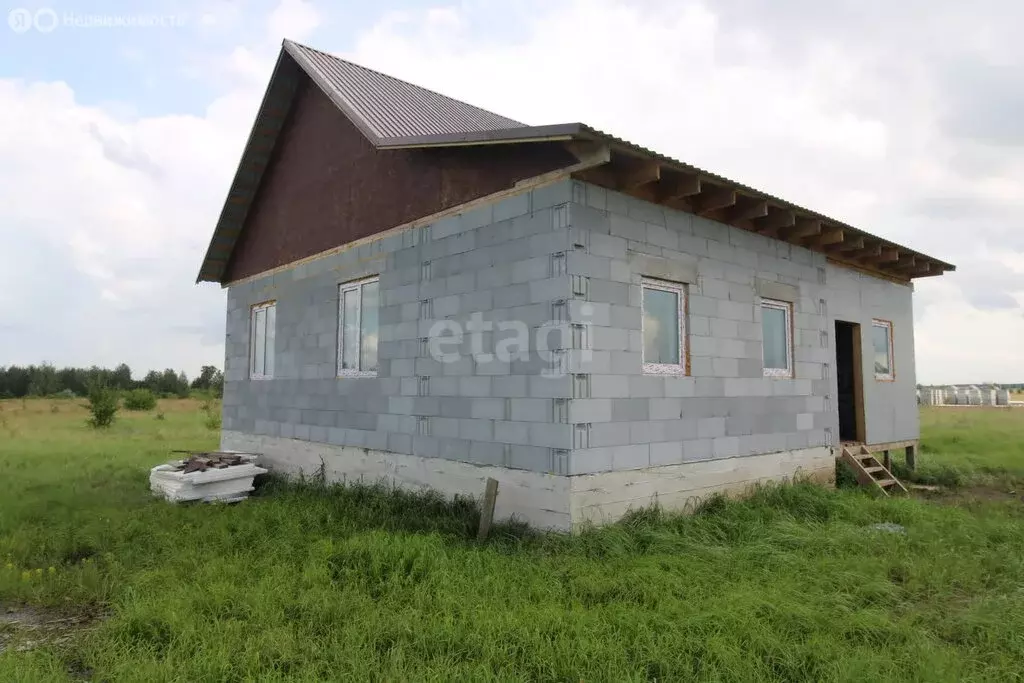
(761, 299), (793, 377)
(872, 319), (894, 380)
(338, 276), (380, 376)
(250, 301), (276, 380)
(641, 278), (686, 375)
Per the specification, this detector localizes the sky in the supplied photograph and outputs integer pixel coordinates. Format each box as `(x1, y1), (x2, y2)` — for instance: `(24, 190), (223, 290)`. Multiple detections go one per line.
(0, 0), (1021, 384)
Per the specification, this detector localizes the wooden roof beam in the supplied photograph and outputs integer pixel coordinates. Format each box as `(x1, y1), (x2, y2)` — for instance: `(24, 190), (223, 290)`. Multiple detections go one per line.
(692, 187), (737, 216)
(783, 219), (821, 240)
(716, 196), (768, 224)
(805, 227), (844, 248)
(753, 208), (796, 236)
(655, 171), (701, 201)
(876, 247), (900, 264)
(894, 255), (917, 271)
(618, 161), (661, 192)
(826, 235), (865, 254)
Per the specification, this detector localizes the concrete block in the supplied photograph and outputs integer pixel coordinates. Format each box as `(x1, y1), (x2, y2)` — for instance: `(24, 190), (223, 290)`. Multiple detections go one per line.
(437, 437), (471, 461)
(569, 398), (612, 423)
(494, 420), (530, 445)
(528, 423), (571, 449)
(650, 441), (683, 466)
(589, 232), (627, 259)
(697, 417), (726, 439)
(439, 397), (473, 419)
(629, 421), (667, 443)
(610, 214), (647, 242)
(459, 418), (494, 442)
(611, 398), (649, 421)
(628, 374), (664, 398)
(664, 377), (696, 397)
(494, 191), (531, 222)
(712, 436), (740, 458)
(458, 376), (492, 397)
(492, 375), (529, 398)
(510, 398), (551, 423)
(612, 444), (651, 470)
(649, 398), (683, 420)
(471, 398), (507, 420)
(468, 440), (505, 466)
(591, 375), (630, 398)
(571, 447), (614, 475)
(589, 279), (631, 306)
(712, 357), (739, 378)
(529, 375), (571, 398)
(509, 445), (551, 472)
(589, 421), (633, 447)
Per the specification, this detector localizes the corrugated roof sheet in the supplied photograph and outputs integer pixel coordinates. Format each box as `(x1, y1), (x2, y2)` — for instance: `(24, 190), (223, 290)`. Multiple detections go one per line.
(286, 41), (525, 141)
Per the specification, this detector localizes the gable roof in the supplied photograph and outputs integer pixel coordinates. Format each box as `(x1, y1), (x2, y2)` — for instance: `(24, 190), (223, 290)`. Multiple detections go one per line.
(198, 39), (955, 284)
(286, 41), (526, 141)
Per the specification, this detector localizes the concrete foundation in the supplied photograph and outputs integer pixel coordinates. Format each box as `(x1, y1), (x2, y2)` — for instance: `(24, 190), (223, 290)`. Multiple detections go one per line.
(224, 430), (833, 531)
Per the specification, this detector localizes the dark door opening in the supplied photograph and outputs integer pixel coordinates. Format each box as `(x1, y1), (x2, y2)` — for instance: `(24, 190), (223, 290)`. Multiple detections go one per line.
(834, 321), (865, 443)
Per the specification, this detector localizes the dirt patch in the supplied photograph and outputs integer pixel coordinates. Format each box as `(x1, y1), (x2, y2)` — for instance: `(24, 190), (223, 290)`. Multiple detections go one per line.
(911, 485), (1023, 506)
(0, 604), (104, 656)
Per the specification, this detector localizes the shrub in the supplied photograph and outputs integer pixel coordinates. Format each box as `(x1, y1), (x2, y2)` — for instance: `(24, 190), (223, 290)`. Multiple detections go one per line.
(123, 389), (158, 411)
(86, 383), (119, 428)
(155, 411), (166, 421)
(201, 400), (221, 431)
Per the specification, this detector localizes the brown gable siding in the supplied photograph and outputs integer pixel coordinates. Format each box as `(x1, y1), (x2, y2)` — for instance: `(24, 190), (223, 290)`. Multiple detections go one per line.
(224, 80), (575, 282)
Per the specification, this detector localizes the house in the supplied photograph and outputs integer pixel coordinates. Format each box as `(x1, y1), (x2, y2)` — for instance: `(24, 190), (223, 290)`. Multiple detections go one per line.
(197, 40), (955, 530)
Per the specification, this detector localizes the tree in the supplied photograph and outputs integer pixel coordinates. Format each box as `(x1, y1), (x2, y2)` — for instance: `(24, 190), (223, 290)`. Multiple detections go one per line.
(111, 363), (133, 390)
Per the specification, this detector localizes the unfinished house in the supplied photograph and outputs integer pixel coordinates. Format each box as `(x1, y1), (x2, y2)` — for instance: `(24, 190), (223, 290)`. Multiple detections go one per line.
(197, 40), (955, 529)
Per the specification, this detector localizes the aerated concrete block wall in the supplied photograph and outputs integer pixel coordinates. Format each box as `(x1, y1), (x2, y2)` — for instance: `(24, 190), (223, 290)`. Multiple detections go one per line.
(824, 264), (919, 443)
(563, 183), (833, 475)
(222, 176), (919, 499)
(222, 180), (579, 475)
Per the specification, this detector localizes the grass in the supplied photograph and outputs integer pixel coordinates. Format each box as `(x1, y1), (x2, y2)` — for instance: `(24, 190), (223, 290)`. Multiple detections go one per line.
(1, 400), (1023, 681)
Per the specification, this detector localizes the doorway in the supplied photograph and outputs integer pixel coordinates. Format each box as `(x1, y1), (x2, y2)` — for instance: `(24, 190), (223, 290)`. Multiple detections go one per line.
(834, 321), (866, 443)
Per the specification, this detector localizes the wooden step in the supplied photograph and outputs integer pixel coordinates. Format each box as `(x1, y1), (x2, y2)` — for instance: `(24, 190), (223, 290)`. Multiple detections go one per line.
(839, 445), (908, 497)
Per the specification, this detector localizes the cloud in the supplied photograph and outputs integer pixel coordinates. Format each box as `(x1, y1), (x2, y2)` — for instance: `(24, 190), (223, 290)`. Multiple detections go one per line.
(0, 0), (1020, 385)
(0, 0), (327, 376)
(336, 0), (1024, 383)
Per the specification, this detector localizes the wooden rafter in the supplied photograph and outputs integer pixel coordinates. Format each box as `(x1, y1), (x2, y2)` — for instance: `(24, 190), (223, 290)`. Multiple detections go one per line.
(876, 247), (900, 263)
(721, 197), (768, 223)
(655, 171), (701, 201)
(850, 243), (882, 262)
(753, 208), (796, 235)
(783, 218), (821, 240)
(805, 227), (844, 248)
(618, 161), (661, 191)
(893, 255), (917, 271)
(826, 236), (865, 254)
(692, 187), (737, 216)
(558, 142), (952, 280)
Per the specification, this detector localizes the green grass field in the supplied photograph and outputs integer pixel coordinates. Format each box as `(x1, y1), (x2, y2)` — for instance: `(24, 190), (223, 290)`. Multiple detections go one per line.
(1, 400), (1023, 681)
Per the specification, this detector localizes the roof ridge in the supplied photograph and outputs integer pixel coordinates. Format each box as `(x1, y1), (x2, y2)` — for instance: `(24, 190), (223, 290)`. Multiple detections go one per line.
(283, 39), (526, 130)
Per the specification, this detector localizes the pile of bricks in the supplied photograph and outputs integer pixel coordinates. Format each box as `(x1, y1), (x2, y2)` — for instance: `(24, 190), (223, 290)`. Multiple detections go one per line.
(176, 452), (247, 474)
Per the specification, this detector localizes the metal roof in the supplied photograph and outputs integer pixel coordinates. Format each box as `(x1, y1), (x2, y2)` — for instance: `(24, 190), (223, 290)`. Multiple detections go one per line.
(285, 40), (525, 142)
(197, 40), (955, 283)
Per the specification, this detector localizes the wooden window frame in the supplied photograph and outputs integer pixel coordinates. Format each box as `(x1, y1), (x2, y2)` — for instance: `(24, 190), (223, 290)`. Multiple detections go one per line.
(640, 277), (688, 376)
(249, 300), (276, 380)
(337, 276), (380, 378)
(872, 318), (895, 381)
(761, 298), (794, 378)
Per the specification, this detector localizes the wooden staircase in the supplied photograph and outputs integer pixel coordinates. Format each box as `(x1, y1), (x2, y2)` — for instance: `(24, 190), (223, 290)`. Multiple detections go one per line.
(839, 444), (908, 496)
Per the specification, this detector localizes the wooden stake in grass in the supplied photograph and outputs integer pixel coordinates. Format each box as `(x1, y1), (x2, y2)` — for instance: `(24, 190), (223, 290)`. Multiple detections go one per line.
(477, 478), (499, 542)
